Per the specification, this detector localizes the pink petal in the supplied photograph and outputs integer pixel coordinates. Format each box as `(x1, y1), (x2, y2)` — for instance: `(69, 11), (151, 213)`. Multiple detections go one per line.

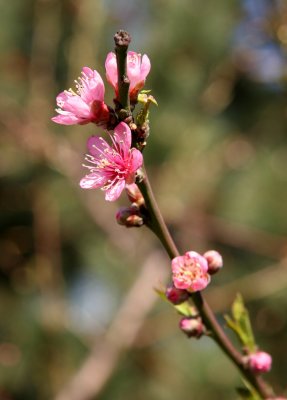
(57, 91), (91, 117)
(51, 114), (82, 125)
(127, 52), (142, 90)
(105, 52), (118, 89)
(129, 148), (143, 172)
(79, 173), (107, 189)
(113, 122), (131, 157)
(140, 54), (151, 81)
(87, 136), (112, 158)
(189, 274), (210, 292)
(171, 256), (185, 273)
(82, 67), (94, 78)
(81, 68), (105, 104)
(185, 251), (209, 273)
(105, 179), (125, 201)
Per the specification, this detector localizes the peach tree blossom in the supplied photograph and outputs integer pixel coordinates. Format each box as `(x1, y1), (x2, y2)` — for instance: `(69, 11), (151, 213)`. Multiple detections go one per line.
(80, 122), (143, 201)
(52, 67), (110, 126)
(171, 251), (211, 292)
(105, 51), (151, 101)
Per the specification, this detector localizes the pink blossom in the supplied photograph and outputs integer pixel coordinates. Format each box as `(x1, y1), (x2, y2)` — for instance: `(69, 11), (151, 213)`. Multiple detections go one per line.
(105, 51), (151, 101)
(80, 122), (143, 201)
(52, 67), (110, 126)
(171, 251), (210, 293)
(247, 351), (272, 373)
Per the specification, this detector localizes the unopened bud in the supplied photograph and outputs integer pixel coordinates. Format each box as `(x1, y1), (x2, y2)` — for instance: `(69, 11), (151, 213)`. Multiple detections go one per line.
(125, 183), (145, 206)
(245, 351), (272, 374)
(203, 250), (223, 275)
(116, 206), (143, 227)
(179, 316), (206, 339)
(165, 285), (189, 305)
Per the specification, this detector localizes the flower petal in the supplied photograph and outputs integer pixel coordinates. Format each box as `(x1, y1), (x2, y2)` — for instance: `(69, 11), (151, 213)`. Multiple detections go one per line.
(188, 274), (210, 292)
(80, 67), (105, 104)
(104, 179), (125, 201)
(113, 122), (131, 157)
(56, 91), (91, 117)
(87, 135), (112, 158)
(105, 52), (118, 89)
(51, 114), (82, 125)
(185, 251), (209, 273)
(80, 173), (107, 189)
(130, 148), (143, 173)
(140, 54), (151, 81)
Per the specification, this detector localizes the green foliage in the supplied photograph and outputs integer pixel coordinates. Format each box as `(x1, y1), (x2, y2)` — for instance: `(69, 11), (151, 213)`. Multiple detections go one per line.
(225, 294), (256, 352)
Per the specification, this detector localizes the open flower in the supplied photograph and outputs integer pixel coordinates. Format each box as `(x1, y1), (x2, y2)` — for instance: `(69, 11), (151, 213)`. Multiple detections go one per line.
(171, 251), (210, 292)
(105, 51), (151, 101)
(52, 67), (110, 126)
(80, 122), (143, 201)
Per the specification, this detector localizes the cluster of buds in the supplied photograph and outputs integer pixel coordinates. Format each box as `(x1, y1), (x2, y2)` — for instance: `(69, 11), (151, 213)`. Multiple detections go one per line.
(116, 183), (145, 228)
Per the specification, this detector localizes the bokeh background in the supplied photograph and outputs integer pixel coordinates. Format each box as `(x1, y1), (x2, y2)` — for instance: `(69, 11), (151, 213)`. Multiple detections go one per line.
(1, 0), (287, 399)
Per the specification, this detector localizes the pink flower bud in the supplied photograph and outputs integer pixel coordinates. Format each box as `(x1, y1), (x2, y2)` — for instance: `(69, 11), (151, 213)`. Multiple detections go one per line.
(105, 51), (151, 102)
(203, 250), (223, 275)
(165, 285), (189, 305)
(125, 183), (144, 206)
(179, 316), (206, 338)
(246, 351), (272, 374)
(171, 251), (210, 293)
(116, 206), (143, 227)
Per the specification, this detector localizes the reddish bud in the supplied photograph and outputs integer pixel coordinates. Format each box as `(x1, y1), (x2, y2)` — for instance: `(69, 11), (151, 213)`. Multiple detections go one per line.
(246, 351), (272, 374)
(203, 250), (223, 275)
(165, 285), (189, 305)
(125, 183), (145, 206)
(179, 316), (206, 339)
(116, 206), (143, 227)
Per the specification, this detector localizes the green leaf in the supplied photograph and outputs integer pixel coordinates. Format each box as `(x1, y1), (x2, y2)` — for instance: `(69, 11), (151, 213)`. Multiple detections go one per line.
(154, 287), (169, 302)
(174, 301), (194, 316)
(225, 293), (257, 352)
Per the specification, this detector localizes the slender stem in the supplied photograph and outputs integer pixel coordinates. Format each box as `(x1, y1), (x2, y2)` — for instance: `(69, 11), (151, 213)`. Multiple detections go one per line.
(138, 168), (274, 399)
(114, 30), (131, 112)
(137, 165), (179, 259)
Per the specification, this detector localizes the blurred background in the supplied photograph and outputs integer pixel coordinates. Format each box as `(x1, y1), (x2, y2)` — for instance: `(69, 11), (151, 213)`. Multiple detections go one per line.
(1, 0), (287, 398)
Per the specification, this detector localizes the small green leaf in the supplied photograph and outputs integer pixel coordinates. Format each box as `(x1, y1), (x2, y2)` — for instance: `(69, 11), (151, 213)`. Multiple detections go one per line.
(154, 287), (168, 302)
(154, 288), (194, 316)
(225, 293), (257, 352)
(174, 301), (193, 316)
